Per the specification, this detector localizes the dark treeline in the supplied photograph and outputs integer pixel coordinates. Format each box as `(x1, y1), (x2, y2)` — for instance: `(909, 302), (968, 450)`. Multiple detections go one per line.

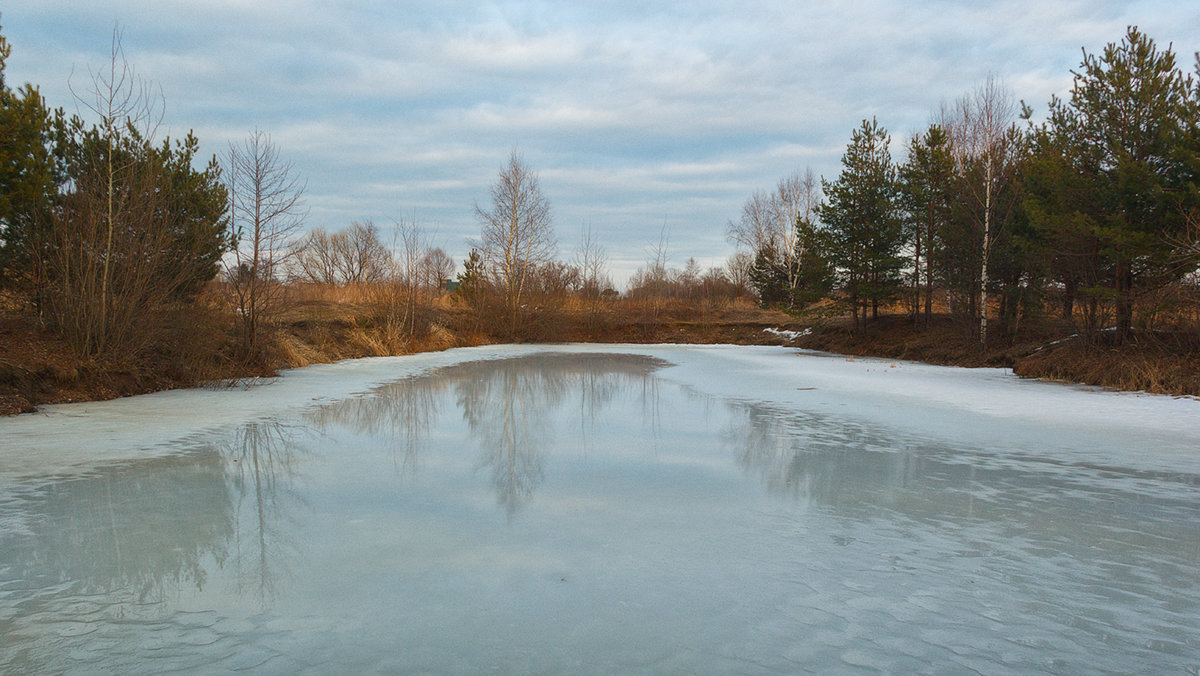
(734, 27), (1200, 347)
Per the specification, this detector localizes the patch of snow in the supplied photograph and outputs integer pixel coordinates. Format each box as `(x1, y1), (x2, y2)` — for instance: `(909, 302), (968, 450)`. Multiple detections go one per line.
(1032, 326), (1125, 352)
(653, 345), (1200, 474)
(764, 327), (811, 341)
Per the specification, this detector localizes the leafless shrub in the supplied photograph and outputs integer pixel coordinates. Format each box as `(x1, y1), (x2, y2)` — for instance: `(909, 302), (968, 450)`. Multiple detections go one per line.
(420, 248), (455, 291)
(39, 29), (228, 366)
(289, 228), (339, 285)
(572, 227), (612, 327)
(334, 220), (389, 284)
(225, 129), (305, 358)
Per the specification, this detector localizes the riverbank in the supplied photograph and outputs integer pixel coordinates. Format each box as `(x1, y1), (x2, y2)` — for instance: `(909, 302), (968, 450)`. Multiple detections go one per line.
(0, 299), (808, 415)
(2, 299), (1197, 415)
(790, 315), (1200, 396)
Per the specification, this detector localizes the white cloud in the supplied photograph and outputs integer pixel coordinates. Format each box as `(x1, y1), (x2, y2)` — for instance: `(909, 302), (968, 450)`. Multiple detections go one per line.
(3, 0), (1199, 288)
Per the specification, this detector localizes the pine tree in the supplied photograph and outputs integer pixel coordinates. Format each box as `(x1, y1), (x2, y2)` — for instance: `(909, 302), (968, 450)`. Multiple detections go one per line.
(0, 27), (60, 288)
(455, 248), (488, 306)
(1033, 27), (1197, 342)
(899, 125), (955, 328)
(790, 215), (835, 307)
(748, 245), (789, 307)
(819, 118), (906, 327)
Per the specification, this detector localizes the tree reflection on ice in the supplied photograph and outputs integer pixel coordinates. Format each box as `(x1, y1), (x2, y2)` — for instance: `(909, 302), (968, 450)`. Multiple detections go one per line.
(723, 396), (1200, 587)
(221, 421), (308, 602)
(309, 352), (666, 515)
(0, 449), (235, 604)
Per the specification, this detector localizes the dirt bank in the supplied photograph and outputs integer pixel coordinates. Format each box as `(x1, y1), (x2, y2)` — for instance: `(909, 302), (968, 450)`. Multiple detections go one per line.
(0, 302), (809, 415)
(3, 302), (1196, 416)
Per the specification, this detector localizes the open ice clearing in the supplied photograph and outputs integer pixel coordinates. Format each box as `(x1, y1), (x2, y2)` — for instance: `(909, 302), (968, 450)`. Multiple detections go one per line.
(2, 345), (1198, 673)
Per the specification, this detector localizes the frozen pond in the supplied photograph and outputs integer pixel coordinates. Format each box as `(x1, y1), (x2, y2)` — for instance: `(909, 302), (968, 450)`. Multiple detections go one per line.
(2, 345), (1199, 673)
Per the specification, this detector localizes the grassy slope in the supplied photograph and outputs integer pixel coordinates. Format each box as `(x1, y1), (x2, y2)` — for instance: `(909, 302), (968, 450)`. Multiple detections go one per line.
(2, 297), (1197, 415)
(793, 314), (1200, 396)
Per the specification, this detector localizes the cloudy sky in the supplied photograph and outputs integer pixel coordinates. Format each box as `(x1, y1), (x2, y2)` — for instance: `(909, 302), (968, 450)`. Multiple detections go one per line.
(3, 1), (1199, 284)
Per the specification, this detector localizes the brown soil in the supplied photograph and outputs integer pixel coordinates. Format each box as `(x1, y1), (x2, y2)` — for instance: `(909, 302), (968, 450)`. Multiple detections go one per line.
(790, 314), (1059, 367)
(0, 314), (207, 415)
(793, 314), (1200, 396)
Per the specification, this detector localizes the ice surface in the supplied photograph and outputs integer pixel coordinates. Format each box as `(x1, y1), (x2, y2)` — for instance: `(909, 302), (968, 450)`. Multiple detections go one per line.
(2, 345), (1198, 673)
(6, 344), (1197, 473)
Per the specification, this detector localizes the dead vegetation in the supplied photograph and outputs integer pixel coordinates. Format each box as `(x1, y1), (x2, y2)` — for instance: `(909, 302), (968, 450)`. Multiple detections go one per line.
(1013, 330), (1200, 396)
(3, 282), (1198, 416)
(0, 286), (797, 414)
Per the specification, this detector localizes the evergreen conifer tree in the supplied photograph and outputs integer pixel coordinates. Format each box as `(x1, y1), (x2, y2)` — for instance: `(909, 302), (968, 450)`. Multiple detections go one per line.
(819, 118), (906, 327)
(1031, 27), (1198, 341)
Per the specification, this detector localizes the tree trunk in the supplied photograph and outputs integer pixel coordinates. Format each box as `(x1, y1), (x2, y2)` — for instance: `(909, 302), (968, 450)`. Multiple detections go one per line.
(1115, 259), (1133, 344)
(979, 161), (991, 348)
(913, 230), (922, 324)
(99, 129), (114, 356)
(1061, 278), (1076, 321)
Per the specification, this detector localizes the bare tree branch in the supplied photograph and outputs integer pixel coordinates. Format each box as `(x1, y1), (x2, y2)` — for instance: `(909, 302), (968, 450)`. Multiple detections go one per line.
(476, 151), (556, 333)
(225, 129), (306, 356)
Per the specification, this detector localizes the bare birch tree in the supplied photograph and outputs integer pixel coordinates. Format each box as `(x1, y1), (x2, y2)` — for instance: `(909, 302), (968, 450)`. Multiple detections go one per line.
(727, 168), (822, 305)
(226, 129), (305, 355)
(420, 247), (455, 291)
(288, 227), (339, 285)
(726, 250), (755, 294)
(728, 190), (773, 253)
(333, 220), (389, 284)
(572, 226), (610, 299)
(941, 75), (1020, 345)
(288, 221), (388, 286)
(388, 217), (427, 342)
(476, 151), (555, 333)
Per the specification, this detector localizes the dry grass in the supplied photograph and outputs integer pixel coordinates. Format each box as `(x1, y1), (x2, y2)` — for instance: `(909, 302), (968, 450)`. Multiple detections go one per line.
(1015, 332), (1200, 396)
(269, 330), (324, 369)
(5, 281), (1200, 414)
(289, 282), (384, 305)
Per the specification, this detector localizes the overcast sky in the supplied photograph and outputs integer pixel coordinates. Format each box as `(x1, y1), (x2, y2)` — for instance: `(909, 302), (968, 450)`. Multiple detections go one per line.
(3, 1), (1199, 285)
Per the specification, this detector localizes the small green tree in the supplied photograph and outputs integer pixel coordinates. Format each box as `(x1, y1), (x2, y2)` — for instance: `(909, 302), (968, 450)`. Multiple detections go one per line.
(899, 124), (955, 327)
(152, 131), (230, 299)
(35, 30), (229, 359)
(748, 245), (789, 307)
(455, 248), (488, 306)
(790, 216), (835, 306)
(728, 169), (822, 308)
(44, 118), (229, 358)
(748, 216), (832, 310)
(819, 118), (906, 327)
(0, 25), (60, 289)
